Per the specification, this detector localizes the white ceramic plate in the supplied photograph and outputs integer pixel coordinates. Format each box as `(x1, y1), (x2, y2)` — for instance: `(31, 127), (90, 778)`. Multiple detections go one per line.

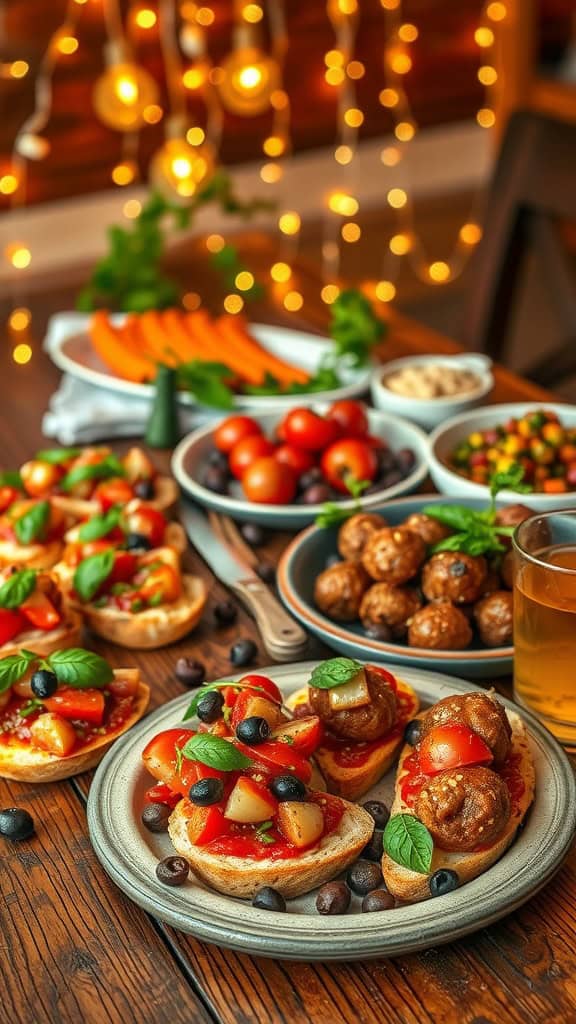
(171, 407), (429, 528)
(87, 661), (576, 961)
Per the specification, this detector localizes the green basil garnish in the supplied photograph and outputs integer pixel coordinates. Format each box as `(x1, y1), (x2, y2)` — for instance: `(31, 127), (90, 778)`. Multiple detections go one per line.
(78, 506), (122, 542)
(0, 569), (36, 609)
(47, 648), (113, 689)
(383, 814), (433, 875)
(308, 657), (363, 690)
(60, 454), (125, 493)
(14, 500), (50, 545)
(0, 650), (36, 693)
(36, 447), (81, 465)
(73, 549), (115, 602)
(181, 733), (253, 772)
(0, 470), (23, 490)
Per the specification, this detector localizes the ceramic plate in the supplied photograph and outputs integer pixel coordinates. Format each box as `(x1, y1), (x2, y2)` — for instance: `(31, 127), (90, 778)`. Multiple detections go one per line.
(48, 321), (372, 411)
(171, 408), (429, 528)
(87, 661), (576, 961)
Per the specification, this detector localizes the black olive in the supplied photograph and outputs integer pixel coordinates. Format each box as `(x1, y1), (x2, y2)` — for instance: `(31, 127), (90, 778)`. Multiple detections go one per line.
(299, 467), (323, 490)
(403, 719), (422, 747)
(175, 657), (206, 687)
(429, 869), (459, 897)
(375, 450), (395, 474)
(252, 886), (286, 912)
(189, 778), (225, 806)
(362, 890), (395, 913)
(325, 553), (342, 570)
(381, 469), (403, 489)
(125, 532), (153, 552)
(236, 716), (270, 745)
(134, 479), (155, 500)
(269, 775), (307, 802)
(362, 800), (390, 829)
(230, 639), (258, 667)
(362, 829), (384, 862)
(301, 483), (331, 505)
(364, 623), (393, 642)
(31, 669), (58, 699)
(396, 448), (416, 474)
(141, 803), (172, 833)
(201, 466), (229, 494)
(316, 881), (351, 915)
(214, 600), (237, 626)
(208, 449), (230, 471)
(240, 522), (266, 546)
(346, 860), (383, 895)
(255, 562), (275, 584)
(197, 690), (225, 723)
(0, 807), (35, 841)
(155, 856), (190, 887)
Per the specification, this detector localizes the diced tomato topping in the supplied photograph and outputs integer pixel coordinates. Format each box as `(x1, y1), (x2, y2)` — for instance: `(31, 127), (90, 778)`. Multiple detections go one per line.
(20, 590), (62, 631)
(0, 607), (26, 646)
(0, 486), (20, 514)
(186, 804), (227, 846)
(124, 506), (167, 548)
(236, 739), (313, 783)
(236, 674), (282, 704)
(419, 723), (493, 776)
(136, 564), (181, 604)
(93, 478), (135, 510)
(144, 783), (181, 809)
(44, 687), (106, 726)
(109, 550), (139, 585)
(142, 727), (196, 791)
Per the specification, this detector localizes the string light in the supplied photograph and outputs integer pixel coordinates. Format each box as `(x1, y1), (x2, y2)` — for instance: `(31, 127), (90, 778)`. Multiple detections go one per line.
(321, 283), (340, 304)
(235, 270), (255, 290)
(206, 233), (225, 253)
(13, 344), (32, 365)
(196, 7), (215, 25)
(398, 23), (418, 42)
(260, 162), (282, 182)
(387, 187), (407, 208)
(486, 2), (507, 20)
(8, 61), (29, 79)
(380, 146), (401, 166)
(325, 49), (345, 67)
(283, 290), (304, 311)
(394, 120), (415, 141)
(93, 63), (159, 131)
(0, 174), (19, 195)
(111, 160), (137, 185)
(341, 222), (361, 242)
(186, 126), (206, 145)
(183, 66), (207, 89)
(183, 291), (202, 310)
(459, 222), (483, 245)
(123, 199), (142, 218)
(478, 65), (497, 85)
(143, 103), (163, 123)
(387, 50), (412, 74)
(241, 3), (264, 22)
(278, 211), (301, 235)
(56, 35), (79, 55)
(477, 107), (496, 128)
(347, 60), (365, 79)
(135, 8), (157, 29)
(389, 233), (412, 255)
(334, 144), (353, 165)
(6, 245), (32, 269)
(270, 261), (292, 282)
(379, 88), (399, 107)
(428, 260), (451, 283)
(475, 27), (494, 47)
(9, 308), (31, 331)
(375, 280), (396, 302)
(224, 293), (244, 313)
(343, 107), (364, 127)
(218, 41), (280, 116)
(263, 135), (286, 157)
(328, 192), (359, 216)
(325, 67), (345, 86)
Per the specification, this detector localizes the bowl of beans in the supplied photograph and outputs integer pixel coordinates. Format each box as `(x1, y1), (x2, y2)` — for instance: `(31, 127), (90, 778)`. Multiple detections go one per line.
(370, 354), (493, 430)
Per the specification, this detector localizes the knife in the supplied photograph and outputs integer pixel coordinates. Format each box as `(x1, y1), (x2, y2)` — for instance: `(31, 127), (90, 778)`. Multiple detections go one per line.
(179, 501), (309, 662)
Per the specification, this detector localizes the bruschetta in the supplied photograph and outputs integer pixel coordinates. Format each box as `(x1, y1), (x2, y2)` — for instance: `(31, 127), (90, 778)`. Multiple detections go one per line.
(0, 566), (82, 658)
(0, 497), (71, 569)
(0, 646), (150, 781)
(381, 691), (535, 902)
(286, 659), (419, 801)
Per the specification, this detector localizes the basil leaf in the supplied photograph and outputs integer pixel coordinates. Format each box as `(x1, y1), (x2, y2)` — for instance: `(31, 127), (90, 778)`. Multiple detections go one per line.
(0, 569), (37, 609)
(343, 476), (370, 499)
(308, 657), (363, 690)
(14, 500), (50, 545)
(0, 470), (23, 490)
(36, 447), (81, 465)
(0, 650), (36, 693)
(73, 549), (115, 602)
(422, 504), (480, 532)
(78, 506), (122, 542)
(181, 733), (253, 771)
(47, 648), (114, 689)
(383, 814), (433, 875)
(60, 455), (125, 493)
(315, 502), (351, 529)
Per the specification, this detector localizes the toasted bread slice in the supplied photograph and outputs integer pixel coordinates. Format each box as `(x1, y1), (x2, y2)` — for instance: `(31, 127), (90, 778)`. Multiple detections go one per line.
(0, 674), (150, 782)
(51, 475), (179, 520)
(0, 538), (63, 569)
(168, 793), (374, 899)
(382, 709), (535, 902)
(0, 610), (83, 660)
(55, 522), (188, 590)
(285, 678), (420, 801)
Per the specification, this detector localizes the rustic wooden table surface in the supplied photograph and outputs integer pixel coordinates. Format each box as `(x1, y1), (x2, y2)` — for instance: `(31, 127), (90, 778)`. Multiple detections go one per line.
(1, 237), (574, 1024)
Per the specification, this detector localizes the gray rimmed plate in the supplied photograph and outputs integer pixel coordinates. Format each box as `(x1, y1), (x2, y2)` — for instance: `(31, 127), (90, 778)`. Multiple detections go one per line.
(87, 661), (576, 961)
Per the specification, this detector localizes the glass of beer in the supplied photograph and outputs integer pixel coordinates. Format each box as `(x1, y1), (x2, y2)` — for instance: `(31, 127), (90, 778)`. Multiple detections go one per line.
(514, 510), (576, 748)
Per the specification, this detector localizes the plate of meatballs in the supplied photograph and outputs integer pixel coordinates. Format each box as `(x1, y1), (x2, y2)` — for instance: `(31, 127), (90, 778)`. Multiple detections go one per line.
(278, 496), (534, 678)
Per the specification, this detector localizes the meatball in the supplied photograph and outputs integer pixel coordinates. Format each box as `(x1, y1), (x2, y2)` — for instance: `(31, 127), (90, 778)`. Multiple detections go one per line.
(494, 503), (533, 529)
(415, 766), (511, 852)
(419, 692), (512, 765)
(361, 527), (426, 585)
(314, 561), (369, 622)
(408, 601), (472, 650)
(360, 582), (422, 639)
(337, 513), (387, 562)
(501, 550), (514, 589)
(474, 591), (513, 647)
(402, 512), (452, 547)
(308, 664), (397, 741)
(481, 566), (501, 596)
(421, 552), (487, 605)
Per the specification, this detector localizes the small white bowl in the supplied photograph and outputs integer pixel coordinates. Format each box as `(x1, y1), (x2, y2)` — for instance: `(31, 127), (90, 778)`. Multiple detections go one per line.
(370, 353), (494, 431)
(429, 401), (576, 510)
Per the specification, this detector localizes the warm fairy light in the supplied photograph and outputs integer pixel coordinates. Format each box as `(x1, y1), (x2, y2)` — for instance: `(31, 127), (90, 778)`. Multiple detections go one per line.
(152, 137), (213, 199)
(323, 241), (339, 262)
(475, 27), (495, 47)
(57, 35), (79, 55)
(398, 23), (418, 43)
(375, 280), (396, 302)
(6, 245), (32, 269)
(271, 262), (292, 282)
(0, 174), (19, 195)
(9, 307), (31, 331)
(325, 68), (345, 86)
(380, 0), (400, 8)
(477, 107), (496, 128)
(143, 104), (163, 123)
(111, 161), (136, 186)
(73, 0), (88, 4)
(380, 146), (401, 166)
(278, 211), (301, 235)
(341, 222), (361, 243)
(135, 8), (157, 29)
(283, 290), (304, 312)
(13, 343), (32, 365)
(183, 291), (202, 311)
(379, 88), (399, 107)
(428, 261), (451, 283)
(335, 144), (353, 165)
(235, 271), (255, 291)
(196, 7), (215, 25)
(325, 49), (345, 67)
(224, 294), (244, 314)
(16, 133), (50, 160)
(328, 192), (359, 216)
(263, 135), (286, 157)
(387, 188), (407, 209)
(344, 108), (364, 128)
(209, 67), (225, 85)
(487, 2), (507, 20)
(242, 3), (263, 23)
(260, 162), (282, 183)
(271, 90), (289, 110)
(10, 61), (29, 79)
(123, 199), (142, 218)
(321, 284), (340, 304)
(239, 65), (263, 90)
(388, 50), (412, 74)
(389, 233), (412, 255)
(395, 121), (416, 142)
(186, 126), (206, 145)
(206, 233), (225, 253)
(338, 0), (358, 12)
(459, 222), (483, 245)
(218, 49), (279, 116)
(478, 65), (498, 85)
(93, 63), (159, 131)
(183, 67), (207, 89)
(347, 61), (365, 79)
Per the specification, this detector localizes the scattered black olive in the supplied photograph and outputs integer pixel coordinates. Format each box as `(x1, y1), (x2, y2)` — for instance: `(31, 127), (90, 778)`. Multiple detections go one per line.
(134, 478), (155, 500)
(299, 467), (323, 490)
(189, 778), (225, 806)
(376, 450), (395, 474)
(396, 447), (416, 473)
(255, 562), (275, 584)
(208, 449), (230, 471)
(240, 522), (266, 546)
(362, 890), (395, 913)
(197, 690), (225, 723)
(252, 886), (286, 912)
(214, 599), (237, 626)
(346, 860), (384, 895)
(30, 669), (58, 699)
(325, 553), (342, 570)
(0, 807), (35, 841)
(362, 829), (384, 862)
(236, 716), (270, 745)
(381, 469), (404, 489)
(269, 775), (307, 802)
(201, 466), (229, 494)
(429, 869), (460, 897)
(403, 719), (422, 747)
(155, 856), (190, 887)
(316, 881), (351, 915)
(230, 638), (258, 667)
(364, 623), (393, 642)
(175, 657), (206, 688)
(125, 532), (153, 552)
(301, 483), (331, 505)
(362, 800), (390, 829)
(141, 802), (172, 833)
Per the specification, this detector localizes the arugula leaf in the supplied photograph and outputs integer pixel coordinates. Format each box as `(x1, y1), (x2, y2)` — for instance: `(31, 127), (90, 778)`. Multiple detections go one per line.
(308, 657), (363, 690)
(0, 470), (23, 490)
(0, 569), (36, 609)
(14, 500), (50, 545)
(36, 447), (81, 465)
(46, 649), (114, 689)
(383, 814), (433, 874)
(78, 506), (122, 543)
(330, 288), (387, 367)
(60, 455), (125, 493)
(490, 464), (532, 499)
(0, 650), (36, 693)
(181, 733), (253, 771)
(73, 549), (115, 602)
(178, 361), (234, 410)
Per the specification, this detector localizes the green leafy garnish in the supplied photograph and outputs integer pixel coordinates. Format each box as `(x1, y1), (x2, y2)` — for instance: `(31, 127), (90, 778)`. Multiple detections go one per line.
(489, 465), (532, 504)
(47, 649), (114, 689)
(244, 363), (343, 398)
(78, 506), (122, 542)
(0, 569), (36, 609)
(0, 650), (36, 693)
(0, 470), (23, 490)
(73, 549), (115, 602)
(60, 455), (125, 493)
(36, 447), (81, 465)
(308, 657), (363, 690)
(181, 733), (253, 771)
(255, 821), (275, 845)
(14, 500), (50, 545)
(424, 467), (526, 557)
(330, 288), (386, 367)
(19, 698), (44, 718)
(178, 361), (234, 410)
(383, 814), (433, 875)
(315, 476), (370, 529)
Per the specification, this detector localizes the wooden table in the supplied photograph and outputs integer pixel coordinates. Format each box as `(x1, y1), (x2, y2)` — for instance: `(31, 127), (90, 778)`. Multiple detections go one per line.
(1, 240), (574, 1024)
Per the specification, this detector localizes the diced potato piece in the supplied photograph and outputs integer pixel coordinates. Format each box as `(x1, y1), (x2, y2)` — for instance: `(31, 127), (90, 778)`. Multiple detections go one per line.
(328, 670), (370, 711)
(224, 777), (277, 823)
(30, 713), (77, 756)
(138, 546), (179, 573)
(123, 447), (155, 483)
(108, 668), (141, 699)
(242, 695), (285, 728)
(277, 801), (324, 849)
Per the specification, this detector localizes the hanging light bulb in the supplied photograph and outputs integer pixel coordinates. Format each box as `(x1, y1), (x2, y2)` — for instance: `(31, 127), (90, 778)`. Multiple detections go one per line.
(217, 23), (280, 117)
(15, 131), (50, 160)
(93, 61), (159, 131)
(150, 126), (215, 203)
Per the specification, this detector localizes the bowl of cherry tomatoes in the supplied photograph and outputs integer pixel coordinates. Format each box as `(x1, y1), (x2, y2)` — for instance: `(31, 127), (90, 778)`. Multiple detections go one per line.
(171, 400), (429, 528)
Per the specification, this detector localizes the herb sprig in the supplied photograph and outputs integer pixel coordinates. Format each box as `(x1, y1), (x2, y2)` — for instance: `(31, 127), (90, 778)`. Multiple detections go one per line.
(424, 466), (530, 557)
(0, 648), (113, 694)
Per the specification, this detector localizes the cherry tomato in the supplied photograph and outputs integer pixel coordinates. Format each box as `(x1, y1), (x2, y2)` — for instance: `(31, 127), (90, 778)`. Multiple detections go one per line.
(327, 400), (369, 438)
(186, 805), (227, 845)
(137, 563), (181, 604)
(321, 439), (377, 494)
(0, 486), (20, 514)
(108, 550), (139, 585)
(229, 435), (275, 480)
(419, 723), (493, 776)
(282, 408), (339, 452)
(93, 478), (135, 511)
(63, 539), (113, 567)
(142, 727), (196, 790)
(272, 716), (324, 758)
(214, 415), (262, 454)
(0, 608), (26, 645)
(124, 506), (167, 547)
(20, 460), (62, 498)
(242, 457), (297, 505)
(44, 687), (105, 726)
(236, 739), (313, 783)
(274, 444), (315, 477)
(366, 664), (398, 693)
(144, 783), (181, 809)
(237, 674), (283, 704)
(20, 590), (62, 631)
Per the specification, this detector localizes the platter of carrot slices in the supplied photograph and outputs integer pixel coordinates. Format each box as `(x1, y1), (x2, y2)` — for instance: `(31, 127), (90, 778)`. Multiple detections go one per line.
(47, 309), (373, 411)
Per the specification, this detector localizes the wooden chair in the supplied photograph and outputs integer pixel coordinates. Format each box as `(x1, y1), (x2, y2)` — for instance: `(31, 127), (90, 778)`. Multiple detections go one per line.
(461, 110), (576, 388)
